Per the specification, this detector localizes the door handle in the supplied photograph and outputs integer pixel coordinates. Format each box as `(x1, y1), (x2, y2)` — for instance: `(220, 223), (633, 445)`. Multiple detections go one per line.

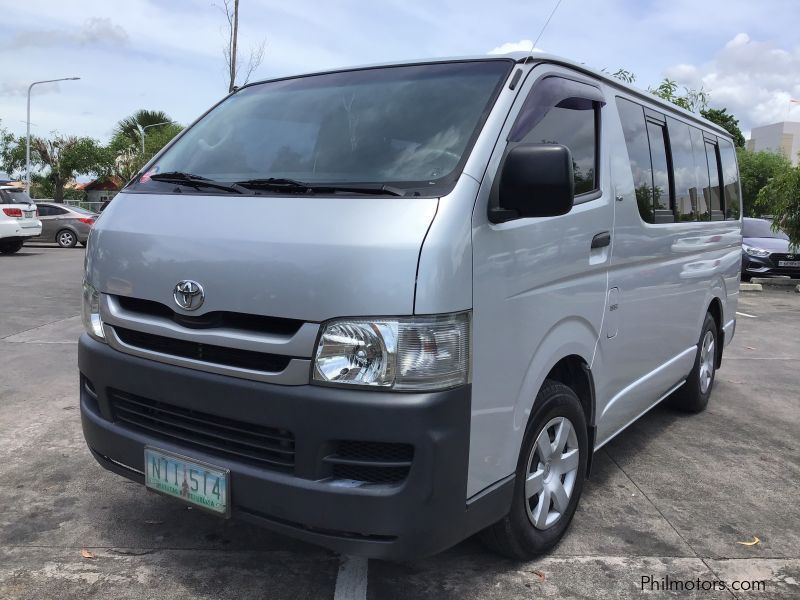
(591, 231), (611, 249)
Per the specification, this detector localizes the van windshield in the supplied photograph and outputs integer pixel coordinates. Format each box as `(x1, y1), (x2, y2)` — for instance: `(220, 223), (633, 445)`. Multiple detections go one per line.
(130, 60), (512, 196)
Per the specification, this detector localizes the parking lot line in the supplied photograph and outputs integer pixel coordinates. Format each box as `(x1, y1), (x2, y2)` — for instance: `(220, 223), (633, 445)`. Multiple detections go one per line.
(736, 311), (758, 318)
(333, 555), (368, 600)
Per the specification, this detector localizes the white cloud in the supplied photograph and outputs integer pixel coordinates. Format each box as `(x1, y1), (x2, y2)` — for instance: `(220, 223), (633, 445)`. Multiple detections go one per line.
(488, 40), (541, 55)
(5, 17), (129, 49)
(663, 33), (800, 131)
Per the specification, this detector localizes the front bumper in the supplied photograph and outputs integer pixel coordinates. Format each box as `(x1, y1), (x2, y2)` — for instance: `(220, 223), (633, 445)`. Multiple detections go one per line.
(79, 334), (510, 559)
(742, 253), (800, 278)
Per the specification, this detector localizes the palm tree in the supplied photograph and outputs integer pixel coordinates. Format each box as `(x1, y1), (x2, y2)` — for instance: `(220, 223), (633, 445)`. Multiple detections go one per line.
(113, 110), (175, 149)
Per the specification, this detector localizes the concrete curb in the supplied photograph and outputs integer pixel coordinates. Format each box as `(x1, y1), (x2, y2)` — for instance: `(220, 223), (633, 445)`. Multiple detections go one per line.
(751, 277), (798, 288)
(740, 283), (763, 292)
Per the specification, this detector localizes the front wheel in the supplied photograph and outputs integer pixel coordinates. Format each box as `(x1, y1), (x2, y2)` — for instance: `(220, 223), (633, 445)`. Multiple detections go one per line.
(56, 229), (77, 248)
(669, 312), (717, 413)
(480, 380), (588, 559)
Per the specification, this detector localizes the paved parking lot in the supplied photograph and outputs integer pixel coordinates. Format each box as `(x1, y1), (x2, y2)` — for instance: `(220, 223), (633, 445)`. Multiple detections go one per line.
(1, 246), (799, 599)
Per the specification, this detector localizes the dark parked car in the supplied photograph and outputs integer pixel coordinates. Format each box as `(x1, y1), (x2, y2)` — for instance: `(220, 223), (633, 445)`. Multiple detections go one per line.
(741, 217), (799, 280)
(32, 203), (97, 248)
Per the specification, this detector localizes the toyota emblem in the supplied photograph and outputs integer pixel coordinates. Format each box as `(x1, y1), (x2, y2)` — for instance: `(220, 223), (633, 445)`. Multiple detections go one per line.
(173, 280), (204, 311)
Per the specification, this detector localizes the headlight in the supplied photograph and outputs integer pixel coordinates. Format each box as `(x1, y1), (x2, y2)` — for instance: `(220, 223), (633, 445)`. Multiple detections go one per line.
(313, 312), (470, 391)
(82, 281), (105, 341)
(743, 244), (770, 258)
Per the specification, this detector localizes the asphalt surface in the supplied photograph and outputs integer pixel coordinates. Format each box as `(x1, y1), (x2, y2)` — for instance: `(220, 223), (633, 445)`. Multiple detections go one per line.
(1, 245), (798, 599)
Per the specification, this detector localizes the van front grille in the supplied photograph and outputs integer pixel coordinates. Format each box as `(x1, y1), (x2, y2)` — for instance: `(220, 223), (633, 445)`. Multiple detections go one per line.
(108, 390), (295, 472)
(113, 326), (292, 373)
(116, 295), (304, 335)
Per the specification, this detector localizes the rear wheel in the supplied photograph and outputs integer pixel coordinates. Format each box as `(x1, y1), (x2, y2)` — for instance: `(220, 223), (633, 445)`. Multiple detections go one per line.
(56, 229), (77, 248)
(0, 239), (24, 254)
(669, 312), (717, 413)
(480, 380), (588, 559)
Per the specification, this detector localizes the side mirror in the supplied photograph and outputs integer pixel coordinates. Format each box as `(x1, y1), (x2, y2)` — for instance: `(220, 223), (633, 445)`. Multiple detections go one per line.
(493, 144), (575, 222)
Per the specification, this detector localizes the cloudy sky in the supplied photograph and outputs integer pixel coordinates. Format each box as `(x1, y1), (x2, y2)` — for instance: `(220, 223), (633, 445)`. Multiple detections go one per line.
(1, 0), (799, 144)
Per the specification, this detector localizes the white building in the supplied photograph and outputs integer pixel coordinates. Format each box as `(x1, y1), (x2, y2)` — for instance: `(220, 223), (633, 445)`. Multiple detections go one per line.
(747, 121), (800, 165)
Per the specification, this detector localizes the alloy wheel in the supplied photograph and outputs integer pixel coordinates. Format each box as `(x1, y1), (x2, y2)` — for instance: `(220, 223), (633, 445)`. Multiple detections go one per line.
(525, 416), (580, 530)
(699, 330), (715, 394)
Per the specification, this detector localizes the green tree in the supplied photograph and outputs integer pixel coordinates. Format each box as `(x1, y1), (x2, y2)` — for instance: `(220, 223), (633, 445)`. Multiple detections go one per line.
(736, 147), (792, 217)
(700, 108), (745, 147)
(648, 78), (709, 113)
(26, 135), (111, 202)
(108, 110), (183, 183)
(112, 109), (175, 148)
(756, 165), (800, 248)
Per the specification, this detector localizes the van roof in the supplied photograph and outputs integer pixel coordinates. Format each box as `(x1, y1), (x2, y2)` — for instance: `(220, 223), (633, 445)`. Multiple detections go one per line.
(242, 50), (732, 140)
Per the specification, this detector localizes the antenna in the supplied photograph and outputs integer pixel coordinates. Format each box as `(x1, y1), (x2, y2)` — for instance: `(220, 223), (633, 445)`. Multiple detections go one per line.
(529, 0), (565, 59)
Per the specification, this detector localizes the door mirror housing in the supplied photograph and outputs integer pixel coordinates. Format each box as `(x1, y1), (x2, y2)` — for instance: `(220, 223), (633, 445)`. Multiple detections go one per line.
(492, 144), (575, 223)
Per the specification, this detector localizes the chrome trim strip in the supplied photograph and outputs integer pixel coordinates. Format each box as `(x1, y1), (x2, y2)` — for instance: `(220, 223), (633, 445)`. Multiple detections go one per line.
(101, 294), (319, 358)
(104, 324), (311, 385)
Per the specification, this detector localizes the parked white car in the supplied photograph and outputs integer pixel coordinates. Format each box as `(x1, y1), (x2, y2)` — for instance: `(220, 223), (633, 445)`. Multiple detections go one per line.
(0, 186), (42, 254)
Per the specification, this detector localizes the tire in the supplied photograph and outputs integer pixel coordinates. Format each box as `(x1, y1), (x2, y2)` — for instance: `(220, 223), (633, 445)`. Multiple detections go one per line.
(480, 380), (588, 559)
(669, 312), (717, 413)
(56, 229), (77, 248)
(0, 239), (24, 254)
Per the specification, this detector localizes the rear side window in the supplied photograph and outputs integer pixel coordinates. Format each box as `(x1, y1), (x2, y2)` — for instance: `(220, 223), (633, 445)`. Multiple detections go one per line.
(667, 118), (698, 222)
(509, 76), (602, 196)
(36, 205), (52, 216)
(690, 127), (711, 220)
(704, 141), (723, 220)
(0, 189), (33, 204)
(647, 121), (672, 223)
(718, 139), (741, 220)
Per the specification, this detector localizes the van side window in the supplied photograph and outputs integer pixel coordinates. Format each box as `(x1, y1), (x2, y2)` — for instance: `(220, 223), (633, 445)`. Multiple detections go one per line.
(704, 141), (724, 220)
(667, 117), (698, 222)
(691, 127), (711, 220)
(616, 97), (673, 223)
(509, 77), (601, 196)
(646, 121), (672, 223)
(718, 139), (741, 220)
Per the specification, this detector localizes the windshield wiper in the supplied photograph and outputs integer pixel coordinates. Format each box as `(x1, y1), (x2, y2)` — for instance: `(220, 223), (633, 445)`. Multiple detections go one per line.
(235, 178), (406, 197)
(148, 172), (246, 194)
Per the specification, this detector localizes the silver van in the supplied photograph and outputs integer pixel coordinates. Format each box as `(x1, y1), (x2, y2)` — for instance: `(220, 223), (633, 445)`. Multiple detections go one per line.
(80, 53), (742, 560)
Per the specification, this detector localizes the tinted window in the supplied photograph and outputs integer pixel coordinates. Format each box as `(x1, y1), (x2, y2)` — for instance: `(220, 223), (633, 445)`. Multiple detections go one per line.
(690, 127), (711, 220)
(647, 121), (672, 221)
(742, 218), (788, 240)
(705, 141), (723, 219)
(616, 98), (673, 223)
(718, 139), (741, 219)
(36, 204), (52, 216)
(617, 98), (654, 221)
(132, 61), (512, 196)
(511, 77), (599, 195)
(48, 206), (68, 215)
(668, 118), (698, 221)
(0, 188), (33, 204)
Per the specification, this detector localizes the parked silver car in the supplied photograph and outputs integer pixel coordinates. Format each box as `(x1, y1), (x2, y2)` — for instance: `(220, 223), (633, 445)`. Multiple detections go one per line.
(33, 203), (97, 247)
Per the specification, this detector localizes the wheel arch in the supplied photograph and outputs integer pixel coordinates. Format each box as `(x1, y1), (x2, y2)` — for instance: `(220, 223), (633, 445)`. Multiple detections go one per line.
(706, 296), (724, 368)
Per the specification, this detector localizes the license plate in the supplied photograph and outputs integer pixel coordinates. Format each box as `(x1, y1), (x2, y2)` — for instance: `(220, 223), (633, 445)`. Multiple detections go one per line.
(778, 260), (800, 267)
(144, 447), (230, 516)
(23, 211), (34, 218)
